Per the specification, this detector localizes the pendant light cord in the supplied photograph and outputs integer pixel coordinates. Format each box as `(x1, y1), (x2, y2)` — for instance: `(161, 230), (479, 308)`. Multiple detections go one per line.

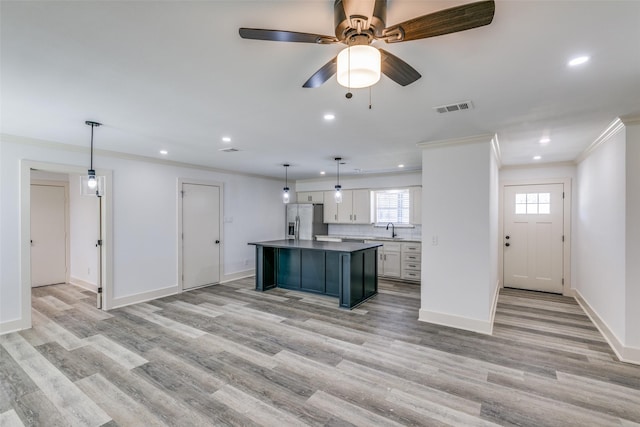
(90, 123), (94, 170)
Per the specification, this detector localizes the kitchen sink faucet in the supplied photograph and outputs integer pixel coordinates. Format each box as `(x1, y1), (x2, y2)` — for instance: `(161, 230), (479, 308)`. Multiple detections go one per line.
(386, 222), (397, 238)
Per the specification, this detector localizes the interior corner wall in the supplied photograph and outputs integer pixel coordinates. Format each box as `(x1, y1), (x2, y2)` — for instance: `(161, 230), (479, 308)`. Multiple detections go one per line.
(625, 123), (640, 348)
(419, 140), (494, 333)
(575, 127), (627, 344)
(0, 138), (283, 329)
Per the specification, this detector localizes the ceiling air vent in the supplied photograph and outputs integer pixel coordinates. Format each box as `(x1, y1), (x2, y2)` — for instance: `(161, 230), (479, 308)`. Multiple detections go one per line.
(434, 100), (474, 114)
(218, 147), (240, 153)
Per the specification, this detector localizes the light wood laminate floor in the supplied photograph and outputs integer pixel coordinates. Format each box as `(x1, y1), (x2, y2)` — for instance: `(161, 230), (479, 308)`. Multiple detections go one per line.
(2, 279), (639, 426)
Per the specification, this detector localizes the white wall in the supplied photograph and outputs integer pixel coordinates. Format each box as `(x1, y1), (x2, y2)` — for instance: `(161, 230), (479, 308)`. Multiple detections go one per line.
(0, 137), (283, 329)
(69, 173), (100, 288)
(575, 127), (627, 344)
(295, 171), (421, 192)
(419, 137), (496, 333)
(624, 122), (640, 348)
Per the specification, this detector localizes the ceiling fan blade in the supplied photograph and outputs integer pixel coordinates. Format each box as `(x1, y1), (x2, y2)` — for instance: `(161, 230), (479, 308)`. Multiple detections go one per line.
(379, 49), (421, 86)
(239, 28), (338, 44)
(302, 57), (338, 88)
(383, 0), (495, 43)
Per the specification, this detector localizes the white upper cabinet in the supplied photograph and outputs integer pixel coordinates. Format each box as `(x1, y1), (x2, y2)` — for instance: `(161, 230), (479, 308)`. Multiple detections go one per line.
(410, 186), (422, 225)
(297, 191), (324, 203)
(323, 189), (371, 224)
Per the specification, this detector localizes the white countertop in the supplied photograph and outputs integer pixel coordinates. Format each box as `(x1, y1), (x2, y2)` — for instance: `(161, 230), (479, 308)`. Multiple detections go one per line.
(315, 235), (421, 243)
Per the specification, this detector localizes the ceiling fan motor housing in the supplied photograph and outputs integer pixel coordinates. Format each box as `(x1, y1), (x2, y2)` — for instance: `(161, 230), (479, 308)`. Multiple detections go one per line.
(334, 0), (387, 43)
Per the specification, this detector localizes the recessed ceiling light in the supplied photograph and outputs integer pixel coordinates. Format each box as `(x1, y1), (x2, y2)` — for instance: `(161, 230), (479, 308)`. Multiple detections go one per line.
(398, 164), (405, 168)
(320, 171), (326, 175)
(159, 150), (168, 155)
(222, 136), (231, 143)
(533, 155), (542, 160)
(539, 137), (551, 144)
(568, 56), (589, 67)
(324, 114), (335, 121)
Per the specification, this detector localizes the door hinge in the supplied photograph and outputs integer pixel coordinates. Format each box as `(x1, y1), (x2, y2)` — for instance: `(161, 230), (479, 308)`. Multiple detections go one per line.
(562, 278), (564, 285)
(562, 192), (565, 199)
(562, 235), (565, 242)
(97, 239), (102, 246)
(181, 190), (185, 197)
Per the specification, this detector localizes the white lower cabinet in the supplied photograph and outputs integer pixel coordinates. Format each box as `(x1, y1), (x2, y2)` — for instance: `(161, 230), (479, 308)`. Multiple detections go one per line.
(368, 241), (401, 279)
(401, 242), (421, 282)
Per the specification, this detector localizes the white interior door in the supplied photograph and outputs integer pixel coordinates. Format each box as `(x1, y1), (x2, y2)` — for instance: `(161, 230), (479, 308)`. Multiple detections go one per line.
(31, 184), (67, 287)
(182, 183), (221, 290)
(503, 184), (564, 293)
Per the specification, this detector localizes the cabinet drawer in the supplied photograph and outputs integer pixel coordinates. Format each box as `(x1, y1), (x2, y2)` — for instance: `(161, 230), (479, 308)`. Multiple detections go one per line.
(401, 242), (421, 252)
(402, 260), (421, 271)
(401, 270), (421, 281)
(402, 253), (420, 262)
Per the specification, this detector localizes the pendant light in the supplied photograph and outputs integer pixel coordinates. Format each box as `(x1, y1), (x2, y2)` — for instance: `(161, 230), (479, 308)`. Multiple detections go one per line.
(334, 157), (342, 204)
(282, 164), (290, 204)
(85, 120), (102, 190)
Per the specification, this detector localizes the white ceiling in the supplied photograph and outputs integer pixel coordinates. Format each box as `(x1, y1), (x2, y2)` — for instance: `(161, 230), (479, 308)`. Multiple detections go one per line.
(2, 1), (639, 180)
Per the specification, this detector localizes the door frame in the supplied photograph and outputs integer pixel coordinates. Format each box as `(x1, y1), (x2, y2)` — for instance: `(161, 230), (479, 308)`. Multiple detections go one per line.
(19, 160), (114, 331)
(30, 179), (70, 287)
(499, 177), (572, 296)
(177, 178), (224, 292)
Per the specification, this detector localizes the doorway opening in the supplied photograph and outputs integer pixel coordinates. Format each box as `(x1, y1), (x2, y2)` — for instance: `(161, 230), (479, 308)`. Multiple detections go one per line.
(19, 160), (113, 331)
(500, 179), (572, 295)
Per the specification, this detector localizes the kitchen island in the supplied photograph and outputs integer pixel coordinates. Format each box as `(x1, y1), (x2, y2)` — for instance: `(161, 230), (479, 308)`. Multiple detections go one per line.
(249, 239), (381, 309)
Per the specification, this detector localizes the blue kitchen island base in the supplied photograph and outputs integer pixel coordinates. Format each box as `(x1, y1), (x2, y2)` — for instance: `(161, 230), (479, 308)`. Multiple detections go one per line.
(249, 239), (381, 309)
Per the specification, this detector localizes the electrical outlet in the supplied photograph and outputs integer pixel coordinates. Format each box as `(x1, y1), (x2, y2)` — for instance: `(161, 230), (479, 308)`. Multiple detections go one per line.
(432, 235), (438, 246)
(244, 259), (249, 266)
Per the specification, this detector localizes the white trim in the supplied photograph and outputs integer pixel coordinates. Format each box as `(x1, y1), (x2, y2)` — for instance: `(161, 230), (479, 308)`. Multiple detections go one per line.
(110, 285), (179, 310)
(575, 118), (624, 164)
(222, 269), (255, 283)
(499, 161), (576, 171)
(2, 133), (279, 182)
(574, 289), (640, 365)
(30, 179), (71, 287)
(499, 177), (572, 295)
(620, 114), (640, 125)
(69, 277), (98, 293)
(0, 318), (28, 335)
(488, 279), (501, 334)
(418, 309), (493, 335)
(177, 178), (224, 293)
(416, 133), (494, 150)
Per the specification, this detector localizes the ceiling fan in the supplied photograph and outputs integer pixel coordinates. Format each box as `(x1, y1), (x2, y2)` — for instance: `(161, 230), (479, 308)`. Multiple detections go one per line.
(239, 0), (495, 89)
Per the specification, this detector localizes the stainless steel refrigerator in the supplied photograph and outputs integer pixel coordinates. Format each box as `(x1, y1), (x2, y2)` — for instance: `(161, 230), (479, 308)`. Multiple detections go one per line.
(286, 204), (327, 240)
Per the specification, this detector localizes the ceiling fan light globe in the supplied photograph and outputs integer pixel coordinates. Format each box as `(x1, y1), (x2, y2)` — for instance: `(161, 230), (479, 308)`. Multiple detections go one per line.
(337, 45), (381, 89)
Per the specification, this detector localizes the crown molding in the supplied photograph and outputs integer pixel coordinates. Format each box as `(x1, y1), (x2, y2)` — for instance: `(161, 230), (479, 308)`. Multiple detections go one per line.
(575, 118), (624, 164)
(500, 160), (576, 171)
(295, 169), (421, 185)
(620, 114), (640, 126)
(0, 133), (280, 182)
(416, 133), (494, 150)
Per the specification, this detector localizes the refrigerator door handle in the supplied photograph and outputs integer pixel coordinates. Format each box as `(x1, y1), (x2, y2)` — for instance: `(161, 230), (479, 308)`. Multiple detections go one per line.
(295, 215), (300, 240)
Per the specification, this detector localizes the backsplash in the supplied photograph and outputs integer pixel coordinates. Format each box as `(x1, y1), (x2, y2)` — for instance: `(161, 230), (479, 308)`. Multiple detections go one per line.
(328, 224), (422, 241)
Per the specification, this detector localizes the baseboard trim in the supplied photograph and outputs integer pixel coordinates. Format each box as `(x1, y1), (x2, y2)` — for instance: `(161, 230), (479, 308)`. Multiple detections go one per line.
(574, 289), (640, 365)
(110, 285), (179, 310)
(69, 277), (98, 293)
(222, 269), (255, 283)
(488, 279), (501, 335)
(0, 318), (29, 335)
(418, 308), (492, 335)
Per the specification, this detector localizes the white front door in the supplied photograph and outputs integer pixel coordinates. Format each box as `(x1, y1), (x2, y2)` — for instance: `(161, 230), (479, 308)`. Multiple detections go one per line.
(182, 183), (221, 290)
(503, 184), (564, 293)
(31, 184), (67, 287)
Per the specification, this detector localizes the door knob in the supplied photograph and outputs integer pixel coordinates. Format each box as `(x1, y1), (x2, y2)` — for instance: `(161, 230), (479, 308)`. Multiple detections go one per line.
(215, 240), (220, 244)
(505, 235), (510, 239)
(505, 242), (510, 247)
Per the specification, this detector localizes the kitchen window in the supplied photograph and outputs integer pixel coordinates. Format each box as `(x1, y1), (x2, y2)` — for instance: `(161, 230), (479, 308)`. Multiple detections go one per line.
(373, 189), (410, 225)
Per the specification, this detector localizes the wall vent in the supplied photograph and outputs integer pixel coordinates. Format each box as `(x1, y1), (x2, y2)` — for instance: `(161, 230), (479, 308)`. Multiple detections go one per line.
(433, 101), (474, 114)
(218, 147), (239, 152)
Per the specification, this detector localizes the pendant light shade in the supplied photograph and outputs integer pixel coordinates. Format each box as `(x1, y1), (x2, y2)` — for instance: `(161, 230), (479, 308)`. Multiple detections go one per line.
(282, 164), (290, 204)
(337, 45), (381, 89)
(334, 157), (342, 204)
(83, 120), (102, 196)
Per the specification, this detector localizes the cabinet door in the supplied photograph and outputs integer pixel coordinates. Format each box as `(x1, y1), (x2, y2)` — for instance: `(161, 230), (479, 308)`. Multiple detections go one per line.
(351, 189), (371, 224)
(383, 251), (401, 277)
(297, 192), (312, 203)
(309, 191), (324, 203)
(410, 186), (422, 225)
(323, 191), (338, 223)
(337, 190), (353, 223)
